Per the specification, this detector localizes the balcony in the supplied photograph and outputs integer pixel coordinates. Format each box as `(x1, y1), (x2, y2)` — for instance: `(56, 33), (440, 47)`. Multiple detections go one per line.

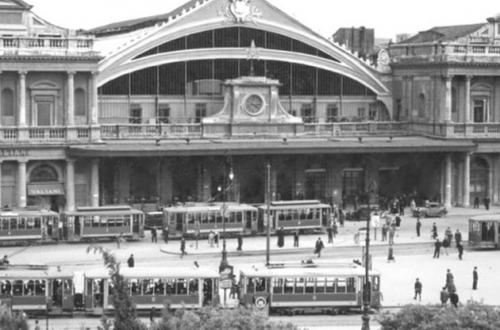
(389, 42), (500, 65)
(0, 36), (97, 57)
(0, 126), (99, 143)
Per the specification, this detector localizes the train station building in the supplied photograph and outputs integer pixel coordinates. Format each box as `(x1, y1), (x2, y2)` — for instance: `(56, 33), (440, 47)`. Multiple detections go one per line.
(0, 0), (499, 211)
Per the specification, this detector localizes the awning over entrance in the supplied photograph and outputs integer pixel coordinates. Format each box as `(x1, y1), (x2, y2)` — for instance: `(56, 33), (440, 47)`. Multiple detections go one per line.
(27, 183), (65, 196)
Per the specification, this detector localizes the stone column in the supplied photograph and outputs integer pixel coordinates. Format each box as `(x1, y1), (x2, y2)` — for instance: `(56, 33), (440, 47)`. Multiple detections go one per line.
(0, 161), (2, 206)
(90, 158), (99, 207)
(463, 153), (471, 207)
(18, 71), (27, 127)
(17, 160), (27, 208)
(66, 159), (76, 211)
(443, 75), (453, 122)
(90, 72), (99, 125)
(67, 71), (75, 126)
(0, 71), (3, 126)
(444, 154), (452, 208)
(464, 75), (472, 123)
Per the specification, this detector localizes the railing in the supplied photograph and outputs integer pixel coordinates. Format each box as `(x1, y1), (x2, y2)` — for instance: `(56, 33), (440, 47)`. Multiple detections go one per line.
(0, 126), (97, 143)
(0, 36), (96, 56)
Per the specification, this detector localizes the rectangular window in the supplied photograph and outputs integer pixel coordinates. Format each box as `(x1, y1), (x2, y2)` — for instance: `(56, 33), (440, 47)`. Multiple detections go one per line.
(301, 104), (314, 123)
(158, 104), (170, 124)
(129, 104), (142, 124)
(195, 103), (207, 123)
(357, 107), (366, 120)
(369, 106), (377, 121)
(473, 98), (488, 123)
(326, 104), (338, 122)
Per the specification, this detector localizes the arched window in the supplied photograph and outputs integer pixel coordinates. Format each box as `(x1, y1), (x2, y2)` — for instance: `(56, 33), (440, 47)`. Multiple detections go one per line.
(418, 93), (426, 118)
(29, 165), (59, 183)
(74, 88), (87, 116)
(1, 88), (14, 116)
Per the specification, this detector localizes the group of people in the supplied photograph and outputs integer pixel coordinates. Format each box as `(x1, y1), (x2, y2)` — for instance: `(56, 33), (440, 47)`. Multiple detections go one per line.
(432, 226), (464, 260)
(473, 197), (491, 210)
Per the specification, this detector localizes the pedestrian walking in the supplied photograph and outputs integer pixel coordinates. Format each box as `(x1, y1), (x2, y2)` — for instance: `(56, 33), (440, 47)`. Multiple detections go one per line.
(473, 196), (480, 209)
(484, 197), (491, 210)
(440, 287), (449, 305)
(414, 278), (422, 301)
(327, 226), (333, 244)
(293, 230), (299, 247)
(339, 209), (345, 227)
(442, 237), (450, 255)
(214, 231), (220, 248)
(162, 226), (169, 244)
(149, 307), (156, 324)
(277, 227), (285, 248)
(454, 229), (462, 247)
(433, 239), (441, 258)
(473, 266), (478, 290)
(388, 226), (395, 245)
(381, 222), (388, 242)
(151, 227), (157, 243)
(208, 230), (215, 247)
(445, 227), (453, 243)
(416, 218), (422, 237)
(371, 212), (380, 241)
(457, 243), (464, 260)
(237, 232), (243, 251)
(332, 221), (338, 238)
(431, 222), (438, 239)
(127, 254), (135, 268)
(387, 245), (395, 263)
(180, 237), (186, 258)
(449, 292), (459, 307)
(314, 237), (324, 258)
(446, 269), (455, 294)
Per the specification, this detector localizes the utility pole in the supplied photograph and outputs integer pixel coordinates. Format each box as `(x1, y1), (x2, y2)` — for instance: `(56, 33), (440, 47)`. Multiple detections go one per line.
(266, 161), (271, 266)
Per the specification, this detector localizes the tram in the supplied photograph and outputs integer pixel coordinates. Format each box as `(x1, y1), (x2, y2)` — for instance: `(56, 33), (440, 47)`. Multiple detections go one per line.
(257, 200), (331, 233)
(0, 208), (59, 244)
(83, 266), (220, 314)
(0, 265), (74, 314)
(61, 205), (145, 242)
(239, 263), (381, 314)
(163, 203), (258, 237)
(469, 215), (500, 249)
(145, 211), (163, 230)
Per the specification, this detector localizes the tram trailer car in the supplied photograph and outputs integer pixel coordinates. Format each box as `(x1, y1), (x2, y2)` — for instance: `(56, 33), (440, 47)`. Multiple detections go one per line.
(257, 200), (332, 233)
(62, 205), (145, 242)
(239, 263), (381, 315)
(83, 266), (220, 315)
(0, 209), (59, 245)
(469, 215), (500, 249)
(0, 266), (74, 315)
(164, 203), (258, 237)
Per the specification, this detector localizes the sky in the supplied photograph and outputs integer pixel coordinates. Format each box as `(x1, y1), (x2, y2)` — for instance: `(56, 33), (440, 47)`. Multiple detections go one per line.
(26, 0), (500, 40)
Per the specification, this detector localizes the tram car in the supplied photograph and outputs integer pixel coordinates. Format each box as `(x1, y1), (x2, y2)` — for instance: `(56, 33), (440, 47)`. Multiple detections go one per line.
(469, 215), (500, 249)
(145, 211), (163, 230)
(239, 263), (381, 314)
(0, 208), (59, 244)
(0, 265), (74, 314)
(163, 203), (258, 237)
(83, 266), (220, 314)
(61, 205), (145, 242)
(257, 200), (331, 233)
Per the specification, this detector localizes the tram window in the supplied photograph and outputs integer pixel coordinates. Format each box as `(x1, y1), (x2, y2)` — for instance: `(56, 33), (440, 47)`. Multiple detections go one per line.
(166, 279), (174, 295)
(246, 278), (254, 294)
(18, 217), (26, 230)
(316, 278), (326, 293)
(284, 278), (294, 294)
(307, 209), (313, 220)
(155, 279), (165, 295)
(1, 280), (11, 294)
(124, 216), (131, 227)
(255, 278), (266, 293)
(34, 217), (41, 228)
(177, 279), (187, 295)
(35, 280), (45, 296)
(305, 278), (315, 293)
(346, 278), (356, 293)
(187, 214), (194, 225)
(272, 278), (283, 294)
(130, 279), (141, 296)
(209, 213), (216, 224)
(201, 214), (208, 224)
(108, 218), (115, 228)
(1, 219), (8, 230)
(108, 282), (115, 296)
(27, 218), (35, 229)
(337, 278), (347, 293)
(236, 212), (242, 223)
(83, 216), (91, 227)
(13, 280), (23, 296)
(143, 279), (154, 295)
(188, 279), (198, 295)
(278, 212), (285, 221)
(24, 280), (34, 296)
(100, 217), (108, 228)
(295, 278), (305, 294)
(9, 218), (17, 230)
(216, 214), (223, 224)
(325, 278), (335, 293)
(228, 213), (234, 223)
(92, 216), (100, 228)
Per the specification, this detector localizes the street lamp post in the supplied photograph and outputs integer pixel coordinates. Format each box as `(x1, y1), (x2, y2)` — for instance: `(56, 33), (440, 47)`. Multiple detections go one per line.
(265, 161), (271, 266)
(361, 190), (373, 330)
(219, 158), (234, 273)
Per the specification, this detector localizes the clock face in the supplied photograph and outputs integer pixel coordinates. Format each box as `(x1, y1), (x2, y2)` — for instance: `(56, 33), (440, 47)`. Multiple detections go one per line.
(244, 94), (264, 116)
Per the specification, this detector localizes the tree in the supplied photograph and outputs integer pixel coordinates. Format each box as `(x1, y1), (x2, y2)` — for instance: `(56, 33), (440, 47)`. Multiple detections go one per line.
(155, 306), (298, 330)
(88, 246), (147, 330)
(0, 304), (29, 330)
(377, 301), (500, 330)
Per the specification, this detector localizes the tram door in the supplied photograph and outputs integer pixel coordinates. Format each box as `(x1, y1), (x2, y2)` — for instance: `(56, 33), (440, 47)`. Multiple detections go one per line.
(51, 279), (63, 308)
(175, 213), (184, 233)
(245, 211), (253, 231)
(203, 279), (213, 306)
(74, 216), (81, 237)
(62, 279), (74, 310)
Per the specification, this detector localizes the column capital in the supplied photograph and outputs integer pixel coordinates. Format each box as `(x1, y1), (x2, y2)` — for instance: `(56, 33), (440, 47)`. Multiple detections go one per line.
(465, 75), (474, 81)
(18, 70), (27, 76)
(67, 158), (76, 165)
(442, 74), (454, 82)
(17, 159), (28, 164)
(67, 71), (76, 77)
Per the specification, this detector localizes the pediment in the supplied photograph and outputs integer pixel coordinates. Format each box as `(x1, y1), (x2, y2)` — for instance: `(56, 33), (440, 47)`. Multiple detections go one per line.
(0, 0), (31, 10)
(29, 81), (58, 90)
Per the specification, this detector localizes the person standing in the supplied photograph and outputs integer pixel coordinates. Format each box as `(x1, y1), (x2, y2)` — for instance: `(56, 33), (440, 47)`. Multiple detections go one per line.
(388, 226), (395, 245)
(381, 222), (388, 242)
(151, 227), (157, 243)
(440, 287), (449, 305)
(433, 239), (441, 258)
(431, 223), (438, 239)
(444, 227), (453, 243)
(293, 230), (299, 247)
(180, 237), (186, 258)
(332, 220), (338, 238)
(446, 269), (455, 294)
(34, 320), (41, 330)
(442, 237), (450, 256)
(314, 237), (324, 258)
(127, 254), (135, 268)
(339, 209), (345, 227)
(473, 197), (480, 209)
(484, 197), (491, 210)
(327, 226), (333, 244)
(414, 278), (422, 301)
(237, 232), (243, 251)
(416, 218), (422, 237)
(277, 227), (285, 248)
(162, 226), (169, 244)
(454, 229), (462, 247)
(208, 230), (215, 248)
(473, 267), (478, 290)
(214, 231), (220, 248)
(149, 307), (156, 325)
(457, 243), (464, 260)
(387, 245), (395, 263)
(449, 292), (459, 307)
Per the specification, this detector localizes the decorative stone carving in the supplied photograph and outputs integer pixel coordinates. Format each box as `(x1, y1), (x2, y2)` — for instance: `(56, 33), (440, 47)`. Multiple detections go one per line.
(219, 0), (262, 24)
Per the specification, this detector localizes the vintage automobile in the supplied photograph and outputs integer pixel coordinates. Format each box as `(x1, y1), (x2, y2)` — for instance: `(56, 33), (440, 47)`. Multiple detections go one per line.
(413, 202), (447, 218)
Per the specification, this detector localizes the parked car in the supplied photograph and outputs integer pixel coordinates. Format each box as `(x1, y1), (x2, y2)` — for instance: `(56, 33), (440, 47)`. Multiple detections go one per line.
(413, 202), (447, 218)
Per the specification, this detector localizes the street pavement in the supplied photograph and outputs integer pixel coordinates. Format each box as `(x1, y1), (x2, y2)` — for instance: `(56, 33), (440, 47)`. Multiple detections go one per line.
(5, 206), (500, 330)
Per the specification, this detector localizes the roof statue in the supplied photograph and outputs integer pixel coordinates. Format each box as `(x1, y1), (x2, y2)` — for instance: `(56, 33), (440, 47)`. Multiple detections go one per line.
(247, 40), (260, 76)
